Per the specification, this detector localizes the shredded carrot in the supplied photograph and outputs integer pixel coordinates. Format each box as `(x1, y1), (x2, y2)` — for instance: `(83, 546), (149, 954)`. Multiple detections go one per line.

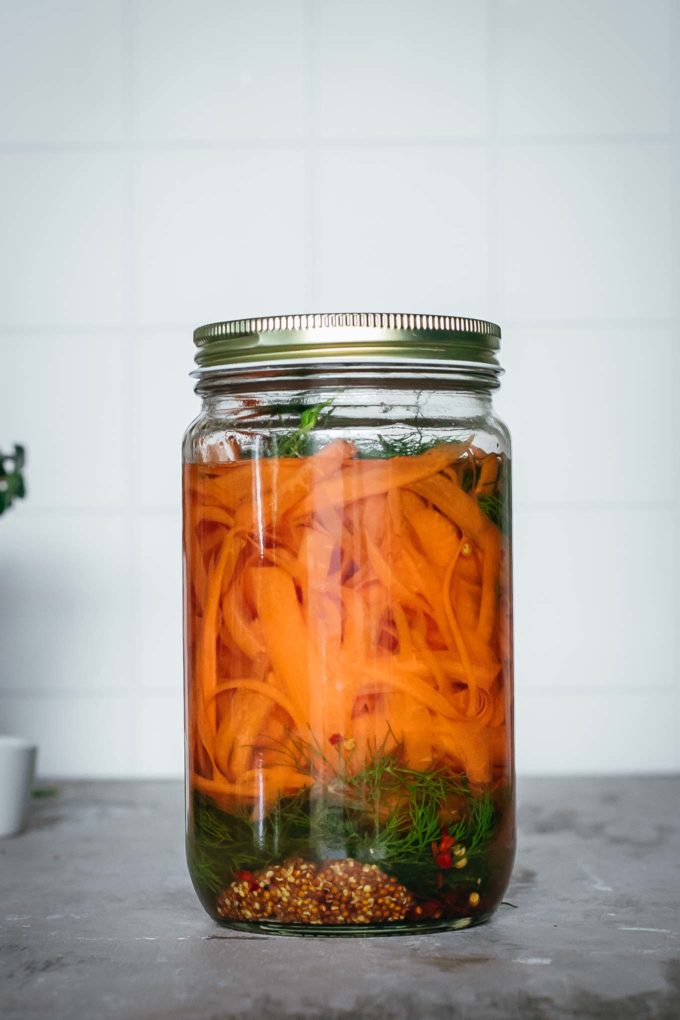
(207, 678), (307, 735)
(248, 566), (312, 723)
(184, 440), (510, 806)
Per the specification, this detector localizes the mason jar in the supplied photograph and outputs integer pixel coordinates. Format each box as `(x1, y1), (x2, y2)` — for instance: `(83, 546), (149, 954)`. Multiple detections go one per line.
(183, 313), (514, 935)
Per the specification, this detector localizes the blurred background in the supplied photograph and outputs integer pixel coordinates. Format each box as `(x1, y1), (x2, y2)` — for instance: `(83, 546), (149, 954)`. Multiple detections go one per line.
(0, 0), (678, 779)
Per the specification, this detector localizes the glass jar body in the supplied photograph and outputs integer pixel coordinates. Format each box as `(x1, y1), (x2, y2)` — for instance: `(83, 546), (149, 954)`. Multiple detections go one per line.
(182, 364), (514, 935)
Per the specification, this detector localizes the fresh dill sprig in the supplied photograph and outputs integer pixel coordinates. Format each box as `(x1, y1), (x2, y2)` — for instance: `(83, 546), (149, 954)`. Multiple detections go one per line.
(357, 434), (471, 459)
(460, 465), (476, 493)
(188, 740), (498, 899)
(465, 794), (496, 857)
(372, 434), (443, 459)
(275, 401), (334, 457)
(477, 492), (506, 531)
(186, 843), (225, 894)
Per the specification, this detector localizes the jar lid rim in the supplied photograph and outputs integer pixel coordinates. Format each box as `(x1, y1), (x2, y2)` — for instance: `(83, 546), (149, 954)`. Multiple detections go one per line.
(193, 312), (502, 370)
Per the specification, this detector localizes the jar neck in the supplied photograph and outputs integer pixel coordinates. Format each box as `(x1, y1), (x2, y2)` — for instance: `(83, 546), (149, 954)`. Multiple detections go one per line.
(194, 361), (500, 413)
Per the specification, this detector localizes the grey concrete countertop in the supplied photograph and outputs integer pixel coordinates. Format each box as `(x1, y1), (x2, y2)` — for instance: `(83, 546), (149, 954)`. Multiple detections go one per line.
(1, 777), (678, 1019)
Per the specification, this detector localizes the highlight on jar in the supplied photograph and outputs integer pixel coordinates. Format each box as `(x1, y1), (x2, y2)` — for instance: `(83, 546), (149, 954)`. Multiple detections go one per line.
(183, 387), (514, 934)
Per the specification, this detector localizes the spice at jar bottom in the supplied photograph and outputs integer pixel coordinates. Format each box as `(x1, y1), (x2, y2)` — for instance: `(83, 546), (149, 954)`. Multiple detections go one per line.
(217, 858), (415, 925)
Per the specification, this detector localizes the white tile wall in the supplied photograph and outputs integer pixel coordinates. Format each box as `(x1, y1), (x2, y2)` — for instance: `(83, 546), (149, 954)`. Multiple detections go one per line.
(518, 690), (680, 775)
(136, 148), (309, 324)
(497, 326), (677, 504)
(0, 513), (131, 695)
(131, 694), (184, 778)
(0, 152), (128, 326)
(0, 0), (126, 144)
(0, 695), (134, 776)
(497, 0), (674, 137)
(134, 0), (308, 141)
(314, 0), (489, 139)
(513, 506), (678, 692)
(4, 334), (127, 509)
(0, 0), (678, 777)
(315, 145), (490, 312)
(498, 143), (674, 320)
(131, 330), (200, 509)
(132, 514), (183, 693)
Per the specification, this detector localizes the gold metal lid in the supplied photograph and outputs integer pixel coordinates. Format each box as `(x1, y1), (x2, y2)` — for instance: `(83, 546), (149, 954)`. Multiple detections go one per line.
(193, 312), (501, 371)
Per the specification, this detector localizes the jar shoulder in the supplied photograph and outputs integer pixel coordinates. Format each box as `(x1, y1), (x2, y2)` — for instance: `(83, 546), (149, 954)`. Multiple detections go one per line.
(182, 389), (511, 463)
(484, 411), (512, 457)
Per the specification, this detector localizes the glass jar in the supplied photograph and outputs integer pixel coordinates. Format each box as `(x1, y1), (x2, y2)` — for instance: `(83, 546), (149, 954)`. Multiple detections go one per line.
(183, 314), (514, 936)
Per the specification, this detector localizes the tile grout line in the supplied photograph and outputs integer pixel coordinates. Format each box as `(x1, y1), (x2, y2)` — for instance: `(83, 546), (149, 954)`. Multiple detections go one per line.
(0, 134), (676, 155)
(302, 0), (318, 311)
(121, 0), (140, 776)
(14, 507), (181, 518)
(486, 0), (500, 319)
(518, 686), (677, 698)
(514, 500), (680, 512)
(0, 689), (182, 699)
(668, 0), (680, 710)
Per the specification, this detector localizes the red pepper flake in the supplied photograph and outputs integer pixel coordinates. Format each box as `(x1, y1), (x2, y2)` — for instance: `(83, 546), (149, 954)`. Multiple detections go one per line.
(435, 851), (452, 870)
(329, 733), (343, 746)
(432, 832), (456, 861)
(234, 870), (259, 890)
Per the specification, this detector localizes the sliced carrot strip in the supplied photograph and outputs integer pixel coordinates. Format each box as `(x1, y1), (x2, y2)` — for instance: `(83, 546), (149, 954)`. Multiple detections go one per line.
(248, 566), (312, 721)
(184, 439), (510, 799)
(207, 677), (306, 735)
(292, 443), (465, 517)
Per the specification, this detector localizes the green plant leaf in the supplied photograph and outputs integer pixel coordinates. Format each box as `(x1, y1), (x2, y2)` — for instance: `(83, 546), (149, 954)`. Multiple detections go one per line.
(0, 445), (26, 516)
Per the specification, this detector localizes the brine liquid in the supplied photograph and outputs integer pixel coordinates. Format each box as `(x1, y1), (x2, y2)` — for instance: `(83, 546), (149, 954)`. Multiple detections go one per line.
(183, 439), (514, 932)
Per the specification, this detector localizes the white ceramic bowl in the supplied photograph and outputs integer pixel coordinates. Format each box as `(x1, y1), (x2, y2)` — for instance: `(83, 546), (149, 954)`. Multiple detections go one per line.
(0, 736), (37, 837)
